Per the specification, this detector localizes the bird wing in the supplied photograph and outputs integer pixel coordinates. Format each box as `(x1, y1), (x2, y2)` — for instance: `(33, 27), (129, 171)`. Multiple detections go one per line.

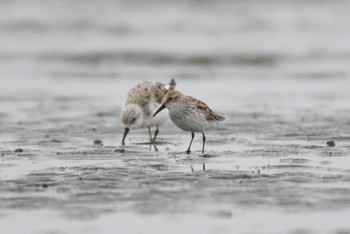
(189, 96), (225, 121)
(125, 82), (153, 116)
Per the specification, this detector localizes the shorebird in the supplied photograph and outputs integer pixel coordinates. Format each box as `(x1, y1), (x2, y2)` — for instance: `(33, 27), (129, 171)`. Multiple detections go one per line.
(121, 79), (176, 145)
(153, 90), (225, 154)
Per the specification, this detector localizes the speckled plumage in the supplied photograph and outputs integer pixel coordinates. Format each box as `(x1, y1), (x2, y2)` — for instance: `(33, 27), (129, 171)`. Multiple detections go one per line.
(124, 81), (173, 116)
(153, 90), (224, 154)
(121, 79), (176, 145)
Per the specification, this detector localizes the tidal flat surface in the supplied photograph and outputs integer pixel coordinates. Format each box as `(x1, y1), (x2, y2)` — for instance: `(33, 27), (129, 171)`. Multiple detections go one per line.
(1, 0), (350, 233)
(1, 77), (350, 234)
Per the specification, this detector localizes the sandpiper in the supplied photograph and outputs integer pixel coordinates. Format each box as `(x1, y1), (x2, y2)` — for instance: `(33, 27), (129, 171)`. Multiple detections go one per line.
(121, 79), (176, 145)
(153, 90), (225, 154)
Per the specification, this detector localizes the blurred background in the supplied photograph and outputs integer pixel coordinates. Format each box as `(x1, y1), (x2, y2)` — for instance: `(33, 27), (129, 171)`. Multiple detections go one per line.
(2, 0), (350, 122)
(1, 0), (350, 83)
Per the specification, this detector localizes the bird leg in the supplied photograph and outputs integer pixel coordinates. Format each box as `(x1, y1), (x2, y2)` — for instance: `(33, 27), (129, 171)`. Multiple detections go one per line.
(152, 127), (159, 143)
(148, 127), (152, 143)
(202, 131), (206, 154)
(186, 132), (195, 154)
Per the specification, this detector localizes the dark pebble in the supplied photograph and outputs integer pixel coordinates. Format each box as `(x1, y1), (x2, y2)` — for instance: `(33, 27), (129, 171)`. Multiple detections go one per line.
(327, 141), (335, 147)
(93, 139), (103, 146)
(51, 139), (62, 143)
(14, 148), (23, 153)
(115, 148), (125, 153)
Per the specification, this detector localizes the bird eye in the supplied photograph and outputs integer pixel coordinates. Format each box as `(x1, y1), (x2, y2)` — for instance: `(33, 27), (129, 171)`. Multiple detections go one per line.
(168, 97), (173, 101)
(131, 117), (136, 123)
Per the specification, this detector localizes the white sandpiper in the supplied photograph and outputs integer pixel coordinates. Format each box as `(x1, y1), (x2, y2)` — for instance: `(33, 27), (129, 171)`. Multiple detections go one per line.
(121, 79), (176, 145)
(153, 90), (225, 154)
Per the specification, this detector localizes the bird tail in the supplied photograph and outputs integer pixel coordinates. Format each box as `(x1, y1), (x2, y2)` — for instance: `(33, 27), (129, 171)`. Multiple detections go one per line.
(214, 114), (225, 121)
(168, 78), (176, 90)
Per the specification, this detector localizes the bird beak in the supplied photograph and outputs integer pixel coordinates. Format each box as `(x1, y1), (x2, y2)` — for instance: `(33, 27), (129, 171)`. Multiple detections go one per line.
(121, 128), (129, 145)
(153, 103), (165, 117)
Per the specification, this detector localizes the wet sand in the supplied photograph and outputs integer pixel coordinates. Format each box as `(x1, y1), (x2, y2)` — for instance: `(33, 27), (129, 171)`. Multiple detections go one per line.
(1, 77), (350, 233)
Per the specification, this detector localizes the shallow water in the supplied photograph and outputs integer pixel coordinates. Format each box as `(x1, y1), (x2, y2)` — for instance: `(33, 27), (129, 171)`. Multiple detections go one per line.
(1, 0), (350, 233)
